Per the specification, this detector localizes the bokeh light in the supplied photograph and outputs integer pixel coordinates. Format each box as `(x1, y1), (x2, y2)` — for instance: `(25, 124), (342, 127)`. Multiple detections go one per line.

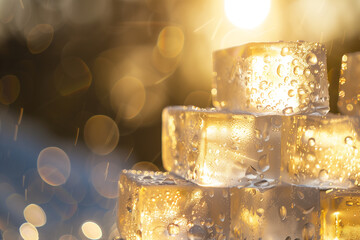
(54, 57), (92, 96)
(81, 221), (102, 240)
(23, 204), (47, 227)
(26, 24), (54, 54)
(110, 76), (146, 120)
(224, 0), (271, 29)
(19, 223), (38, 240)
(91, 161), (121, 199)
(0, 75), (20, 105)
(131, 161), (160, 171)
(2, 228), (21, 240)
(84, 115), (119, 155)
(157, 26), (185, 58)
(37, 147), (71, 186)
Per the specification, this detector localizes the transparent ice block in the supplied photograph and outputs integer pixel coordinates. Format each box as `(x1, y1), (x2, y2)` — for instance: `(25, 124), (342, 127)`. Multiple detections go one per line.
(321, 189), (360, 240)
(162, 106), (281, 187)
(337, 52), (360, 115)
(231, 185), (320, 240)
(212, 41), (329, 115)
(117, 170), (230, 240)
(282, 114), (360, 188)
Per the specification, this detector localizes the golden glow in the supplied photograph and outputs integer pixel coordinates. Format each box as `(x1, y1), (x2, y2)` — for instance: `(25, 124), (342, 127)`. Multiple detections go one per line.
(81, 221), (102, 240)
(131, 161), (160, 171)
(27, 24), (54, 54)
(224, 0), (271, 29)
(23, 204), (47, 227)
(84, 115), (119, 155)
(157, 26), (184, 58)
(0, 75), (20, 105)
(37, 147), (71, 186)
(19, 223), (38, 240)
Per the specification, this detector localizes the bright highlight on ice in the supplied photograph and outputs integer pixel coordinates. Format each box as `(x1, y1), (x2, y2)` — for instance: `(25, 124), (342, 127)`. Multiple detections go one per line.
(224, 0), (271, 29)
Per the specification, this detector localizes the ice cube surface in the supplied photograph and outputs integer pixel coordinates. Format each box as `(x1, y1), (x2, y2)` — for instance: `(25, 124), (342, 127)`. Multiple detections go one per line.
(338, 52), (360, 115)
(282, 114), (360, 188)
(231, 185), (320, 240)
(162, 106), (281, 187)
(117, 170), (230, 240)
(321, 189), (360, 240)
(212, 41), (329, 115)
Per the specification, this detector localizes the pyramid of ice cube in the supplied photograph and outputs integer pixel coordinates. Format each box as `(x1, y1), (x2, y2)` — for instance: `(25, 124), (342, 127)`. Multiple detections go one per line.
(118, 41), (360, 240)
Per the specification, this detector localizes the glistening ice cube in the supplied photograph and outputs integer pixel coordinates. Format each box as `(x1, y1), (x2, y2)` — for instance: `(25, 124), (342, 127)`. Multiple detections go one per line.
(321, 189), (360, 240)
(212, 41), (329, 115)
(231, 185), (320, 240)
(282, 114), (360, 188)
(117, 170), (229, 240)
(162, 106), (281, 187)
(337, 52), (360, 115)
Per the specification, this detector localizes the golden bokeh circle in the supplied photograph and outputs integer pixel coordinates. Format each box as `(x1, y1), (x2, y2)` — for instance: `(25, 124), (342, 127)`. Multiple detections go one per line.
(19, 223), (38, 240)
(84, 115), (119, 155)
(26, 24), (54, 54)
(131, 161), (160, 171)
(37, 147), (71, 187)
(0, 75), (20, 105)
(23, 204), (47, 227)
(157, 26), (184, 58)
(81, 221), (102, 240)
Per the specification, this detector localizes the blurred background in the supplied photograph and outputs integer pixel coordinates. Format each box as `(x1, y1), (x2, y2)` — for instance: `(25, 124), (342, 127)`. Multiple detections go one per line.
(0, 0), (360, 239)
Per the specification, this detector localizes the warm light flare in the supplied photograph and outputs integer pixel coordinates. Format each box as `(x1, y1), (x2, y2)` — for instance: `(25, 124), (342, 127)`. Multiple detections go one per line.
(224, 0), (271, 29)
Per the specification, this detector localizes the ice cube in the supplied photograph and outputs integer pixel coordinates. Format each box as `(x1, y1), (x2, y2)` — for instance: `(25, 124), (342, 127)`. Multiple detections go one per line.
(282, 113), (360, 188)
(321, 188), (360, 240)
(337, 52), (360, 115)
(162, 106), (281, 187)
(231, 185), (320, 240)
(212, 41), (329, 115)
(117, 170), (229, 240)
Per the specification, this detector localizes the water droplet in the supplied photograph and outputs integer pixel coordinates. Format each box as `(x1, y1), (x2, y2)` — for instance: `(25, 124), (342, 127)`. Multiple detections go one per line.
(245, 166), (258, 179)
(293, 66), (302, 75)
(346, 201), (354, 206)
(260, 81), (268, 90)
(302, 223), (315, 240)
(162, 177), (176, 185)
(290, 80), (298, 87)
(292, 59), (299, 65)
(279, 206), (287, 220)
(282, 107), (294, 115)
(339, 90), (345, 98)
(304, 68), (311, 77)
(339, 77), (346, 85)
(285, 237), (291, 240)
(271, 116), (282, 128)
(308, 138), (315, 147)
(219, 213), (226, 222)
(288, 89), (295, 97)
(188, 225), (207, 240)
(281, 47), (289, 56)
(319, 169), (329, 182)
(303, 206), (315, 215)
(306, 53), (317, 65)
(167, 223), (180, 236)
(277, 64), (285, 77)
(136, 230), (142, 239)
(298, 88), (306, 96)
(256, 208), (265, 217)
(297, 191), (305, 199)
(345, 136), (354, 145)
(259, 154), (270, 172)
(346, 104), (354, 111)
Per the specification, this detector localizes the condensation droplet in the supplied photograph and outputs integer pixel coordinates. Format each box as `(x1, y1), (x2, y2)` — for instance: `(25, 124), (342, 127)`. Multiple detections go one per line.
(306, 153), (316, 162)
(279, 206), (287, 221)
(254, 180), (269, 187)
(290, 80), (298, 87)
(281, 47), (289, 56)
(293, 66), (302, 76)
(245, 166), (258, 179)
(264, 55), (271, 63)
(319, 169), (329, 182)
(188, 225), (206, 240)
(288, 89), (295, 97)
(277, 64), (285, 77)
(259, 154), (270, 172)
(297, 191), (305, 199)
(339, 77), (346, 85)
(345, 136), (354, 145)
(306, 53), (318, 65)
(260, 81), (268, 90)
(302, 223), (315, 240)
(282, 107), (293, 115)
(256, 208), (265, 217)
(308, 138), (315, 147)
(346, 201), (354, 206)
(219, 213), (226, 222)
(304, 69), (311, 77)
(167, 223), (180, 236)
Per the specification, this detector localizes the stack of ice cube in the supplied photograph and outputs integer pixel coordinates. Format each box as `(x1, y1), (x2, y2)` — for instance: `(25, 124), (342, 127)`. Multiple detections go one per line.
(117, 42), (360, 240)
